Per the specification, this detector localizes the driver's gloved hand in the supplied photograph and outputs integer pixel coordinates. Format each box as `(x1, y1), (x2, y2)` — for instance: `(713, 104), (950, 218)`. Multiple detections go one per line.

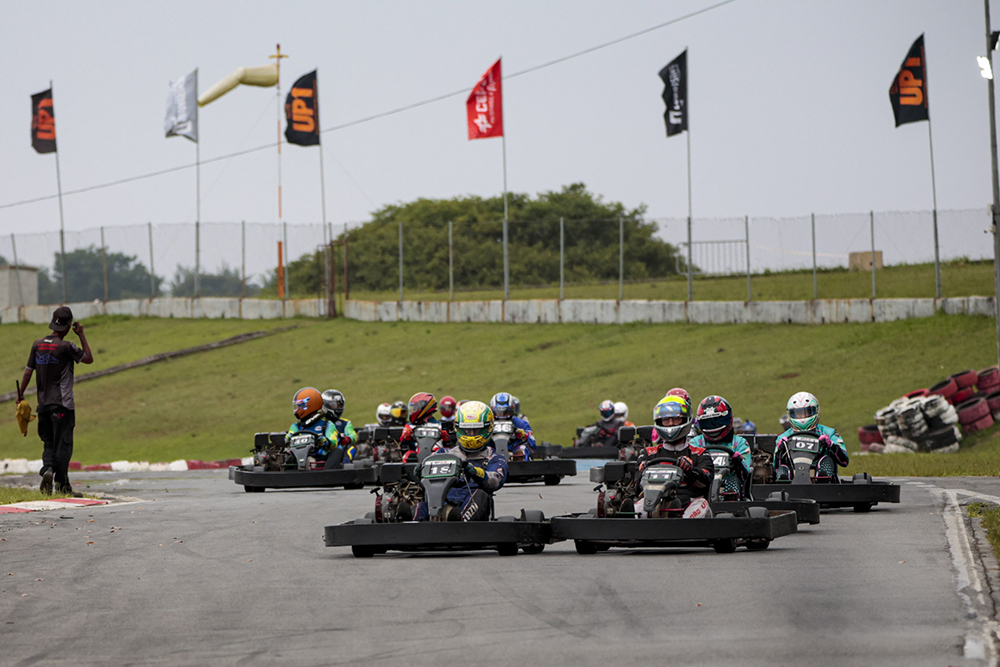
(729, 450), (743, 465)
(817, 434), (832, 450)
(676, 456), (694, 472)
(464, 462), (487, 482)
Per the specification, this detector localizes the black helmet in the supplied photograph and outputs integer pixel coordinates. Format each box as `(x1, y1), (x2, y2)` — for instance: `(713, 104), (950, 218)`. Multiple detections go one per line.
(321, 389), (345, 419)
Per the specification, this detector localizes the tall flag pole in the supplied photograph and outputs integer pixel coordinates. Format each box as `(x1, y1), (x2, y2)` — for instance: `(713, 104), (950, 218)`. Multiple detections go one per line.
(270, 44), (289, 298)
(165, 68), (199, 296)
(467, 58), (506, 299)
(981, 0), (1000, 368)
(31, 83), (67, 303)
(889, 34), (940, 299)
(283, 69), (327, 300)
(659, 49), (690, 300)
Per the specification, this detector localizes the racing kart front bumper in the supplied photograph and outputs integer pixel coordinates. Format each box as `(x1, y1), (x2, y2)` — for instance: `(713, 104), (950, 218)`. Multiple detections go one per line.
(506, 459), (577, 485)
(753, 479), (900, 509)
(325, 511), (552, 557)
(712, 498), (821, 525)
(549, 510), (797, 550)
(229, 462), (378, 491)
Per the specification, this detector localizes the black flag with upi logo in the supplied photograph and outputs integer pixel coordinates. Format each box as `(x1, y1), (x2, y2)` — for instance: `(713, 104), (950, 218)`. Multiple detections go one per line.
(659, 50), (687, 137)
(284, 70), (319, 146)
(889, 35), (929, 127)
(31, 88), (57, 154)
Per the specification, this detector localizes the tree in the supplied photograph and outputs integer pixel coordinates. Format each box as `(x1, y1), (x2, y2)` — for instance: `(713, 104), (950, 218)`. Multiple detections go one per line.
(38, 246), (162, 304)
(334, 183), (685, 293)
(169, 264), (256, 297)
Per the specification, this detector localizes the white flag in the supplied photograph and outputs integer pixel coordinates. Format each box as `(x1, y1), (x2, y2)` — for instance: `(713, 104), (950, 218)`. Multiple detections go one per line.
(165, 69), (198, 142)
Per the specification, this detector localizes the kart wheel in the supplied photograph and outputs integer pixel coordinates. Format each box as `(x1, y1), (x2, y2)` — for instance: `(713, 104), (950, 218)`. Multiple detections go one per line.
(343, 482), (365, 490)
(713, 539), (737, 554)
(746, 538), (770, 551)
(596, 491), (606, 518)
(521, 543), (545, 554)
(575, 540), (598, 555)
(544, 475), (561, 486)
(595, 544), (612, 552)
(351, 545), (375, 558)
(243, 486), (265, 493)
(497, 543), (519, 557)
(853, 503), (873, 513)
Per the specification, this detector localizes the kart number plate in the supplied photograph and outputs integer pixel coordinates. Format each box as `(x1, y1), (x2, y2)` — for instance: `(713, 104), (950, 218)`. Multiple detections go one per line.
(415, 428), (439, 439)
(494, 422), (514, 434)
(423, 460), (457, 477)
(643, 467), (681, 482)
(711, 454), (730, 467)
(290, 435), (314, 447)
(790, 438), (819, 453)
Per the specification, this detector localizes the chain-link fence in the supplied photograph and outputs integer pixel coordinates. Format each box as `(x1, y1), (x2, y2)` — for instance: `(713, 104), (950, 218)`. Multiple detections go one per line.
(5, 208), (993, 308)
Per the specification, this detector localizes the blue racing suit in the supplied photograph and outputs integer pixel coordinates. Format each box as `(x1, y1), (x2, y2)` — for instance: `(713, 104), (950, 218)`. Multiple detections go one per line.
(775, 424), (848, 480)
(500, 415), (536, 459)
(286, 415), (357, 464)
(416, 443), (508, 521)
(689, 433), (751, 499)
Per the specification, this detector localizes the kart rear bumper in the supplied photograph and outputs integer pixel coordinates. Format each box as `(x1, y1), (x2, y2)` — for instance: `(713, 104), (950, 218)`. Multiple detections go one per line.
(506, 459), (577, 483)
(229, 463), (377, 489)
(549, 511), (797, 547)
(325, 516), (551, 552)
(713, 499), (821, 525)
(753, 480), (900, 508)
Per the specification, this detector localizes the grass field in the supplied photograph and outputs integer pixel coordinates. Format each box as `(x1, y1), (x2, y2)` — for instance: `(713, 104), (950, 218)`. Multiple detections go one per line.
(345, 260), (994, 303)
(0, 312), (997, 477)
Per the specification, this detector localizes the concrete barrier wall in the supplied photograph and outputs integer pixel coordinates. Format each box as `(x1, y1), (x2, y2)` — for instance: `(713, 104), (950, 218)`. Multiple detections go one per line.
(1, 295), (992, 326)
(0, 297), (329, 324)
(344, 296), (995, 325)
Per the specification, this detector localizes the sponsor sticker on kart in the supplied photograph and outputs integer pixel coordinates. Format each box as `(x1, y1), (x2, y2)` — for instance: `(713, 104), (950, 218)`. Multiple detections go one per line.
(643, 467), (682, 482)
(423, 460), (458, 478)
(789, 437), (819, 453)
(415, 427), (439, 439)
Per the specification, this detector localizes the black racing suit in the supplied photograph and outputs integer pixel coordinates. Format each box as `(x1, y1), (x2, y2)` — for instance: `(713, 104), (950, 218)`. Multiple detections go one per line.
(634, 443), (714, 507)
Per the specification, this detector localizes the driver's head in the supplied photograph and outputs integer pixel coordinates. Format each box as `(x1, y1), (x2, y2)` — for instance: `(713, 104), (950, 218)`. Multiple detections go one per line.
(786, 392), (819, 432)
(455, 401), (495, 455)
(599, 399), (615, 420)
(653, 396), (692, 450)
(293, 387), (322, 421)
(696, 395), (734, 443)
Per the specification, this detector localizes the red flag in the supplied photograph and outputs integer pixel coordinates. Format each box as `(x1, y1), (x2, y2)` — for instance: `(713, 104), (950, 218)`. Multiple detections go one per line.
(467, 59), (503, 140)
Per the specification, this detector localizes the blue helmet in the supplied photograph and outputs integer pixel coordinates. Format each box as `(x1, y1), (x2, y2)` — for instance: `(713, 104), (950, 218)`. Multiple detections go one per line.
(490, 392), (515, 420)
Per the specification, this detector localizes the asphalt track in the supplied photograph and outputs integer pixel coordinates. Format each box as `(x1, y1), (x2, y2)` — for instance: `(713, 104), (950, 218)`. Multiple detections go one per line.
(2, 470), (999, 666)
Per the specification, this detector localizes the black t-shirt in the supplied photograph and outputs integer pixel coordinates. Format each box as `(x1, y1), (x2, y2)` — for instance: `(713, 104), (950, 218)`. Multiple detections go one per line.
(27, 335), (85, 411)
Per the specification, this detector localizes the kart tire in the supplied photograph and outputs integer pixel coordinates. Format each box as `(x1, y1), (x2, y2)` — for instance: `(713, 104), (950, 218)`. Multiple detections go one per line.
(747, 506), (768, 519)
(857, 425), (883, 446)
(951, 369), (979, 389)
(575, 540), (598, 555)
(929, 378), (959, 400)
(746, 538), (770, 551)
(766, 491), (791, 502)
(987, 390), (1000, 414)
(713, 539), (738, 554)
(923, 426), (959, 450)
(952, 388), (976, 405)
(979, 367), (1000, 392)
(497, 543), (519, 557)
(351, 545), (375, 558)
(343, 482), (365, 490)
(244, 486), (265, 493)
(904, 389), (929, 400)
(521, 544), (545, 555)
(543, 475), (561, 486)
(851, 472), (873, 485)
(595, 544), (612, 552)
(853, 503), (873, 513)
(965, 413), (995, 434)
(958, 398), (990, 425)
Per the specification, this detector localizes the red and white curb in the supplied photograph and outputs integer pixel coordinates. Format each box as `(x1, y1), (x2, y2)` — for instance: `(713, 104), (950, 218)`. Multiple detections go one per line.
(1, 457), (252, 475)
(0, 497), (109, 515)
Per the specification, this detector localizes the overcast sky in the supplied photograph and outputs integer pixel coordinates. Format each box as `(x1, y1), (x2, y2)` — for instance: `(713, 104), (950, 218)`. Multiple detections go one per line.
(2, 0), (998, 240)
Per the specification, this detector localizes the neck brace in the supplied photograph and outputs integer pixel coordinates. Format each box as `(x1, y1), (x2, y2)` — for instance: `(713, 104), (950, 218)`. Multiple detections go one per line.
(660, 440), (687, 452)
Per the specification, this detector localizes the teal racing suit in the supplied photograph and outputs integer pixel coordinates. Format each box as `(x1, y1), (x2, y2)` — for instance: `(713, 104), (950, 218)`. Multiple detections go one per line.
(689, 433), (751, 499)
(775, 424), (847, 480)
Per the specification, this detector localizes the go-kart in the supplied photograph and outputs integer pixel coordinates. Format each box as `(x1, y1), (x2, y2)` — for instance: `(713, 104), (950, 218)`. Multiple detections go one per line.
(493, 421), (576, 486)
(325, 452), (551, 558)
(229, 431), (376, 493)
(751, 432), (900, 512)
(563, 425), (621, 459)
(550, 439), (798, 554)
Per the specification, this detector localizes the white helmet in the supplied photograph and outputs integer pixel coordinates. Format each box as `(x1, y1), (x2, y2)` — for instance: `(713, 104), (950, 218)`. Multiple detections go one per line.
(614, 401), (628, 420)
(786, 392), (820, 432)
(375, 402), (392, 427)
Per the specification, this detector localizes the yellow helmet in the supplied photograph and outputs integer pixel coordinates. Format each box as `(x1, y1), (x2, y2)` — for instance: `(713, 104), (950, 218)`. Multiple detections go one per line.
(455, 401), (495, 453)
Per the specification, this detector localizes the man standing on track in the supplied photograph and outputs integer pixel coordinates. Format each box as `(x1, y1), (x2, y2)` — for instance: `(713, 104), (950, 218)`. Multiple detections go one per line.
(19, 307), (94, 496)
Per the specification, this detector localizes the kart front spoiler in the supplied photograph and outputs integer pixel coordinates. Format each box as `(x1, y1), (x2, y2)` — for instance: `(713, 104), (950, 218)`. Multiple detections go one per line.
(713, 499), (821, 525)
(325, 515), (552, 554)
(753, 480), (900, 508)
(549, 511), (797, 548)
(506, 459), (577, 484)
(229, 463), (378, 491)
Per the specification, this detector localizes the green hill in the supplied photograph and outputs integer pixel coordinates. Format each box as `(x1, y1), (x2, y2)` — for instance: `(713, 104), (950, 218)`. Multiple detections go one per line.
(0, 313), (997, 476)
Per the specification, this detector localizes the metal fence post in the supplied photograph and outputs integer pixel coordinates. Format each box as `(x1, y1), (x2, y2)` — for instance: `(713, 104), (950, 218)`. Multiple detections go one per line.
(100, 226), (108, 302)
(619, 217), (624, 301)
(686, 216), (693, 301)
(241, 221), (246, 299)
(932, 208), (941, 298)
(745, 215), (751, 302)
(344, 222), (350, 303)
(11, 234), (23, 308)
(148, 222), (155, 298)
(448, 221), (454, 302)
(559, 217), (564, 301)
(870, 210), (877, 299)
(398, 220), (403, 301)
(283, 221), (289, 300)
(811, 213), (817, 300)
(194, 221), (200, 298)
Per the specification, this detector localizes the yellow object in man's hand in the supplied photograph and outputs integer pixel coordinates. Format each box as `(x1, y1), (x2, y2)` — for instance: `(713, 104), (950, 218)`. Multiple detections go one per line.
(16, 400), (35, 436)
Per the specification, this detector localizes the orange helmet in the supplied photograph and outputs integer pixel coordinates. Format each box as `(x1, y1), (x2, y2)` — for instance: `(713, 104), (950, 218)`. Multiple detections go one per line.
(293, 387), (322, 420)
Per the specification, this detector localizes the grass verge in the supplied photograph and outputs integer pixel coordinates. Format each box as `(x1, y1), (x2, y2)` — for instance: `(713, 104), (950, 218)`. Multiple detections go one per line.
(967, 502), (1000, 561)
(0, 486), (75, 505)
